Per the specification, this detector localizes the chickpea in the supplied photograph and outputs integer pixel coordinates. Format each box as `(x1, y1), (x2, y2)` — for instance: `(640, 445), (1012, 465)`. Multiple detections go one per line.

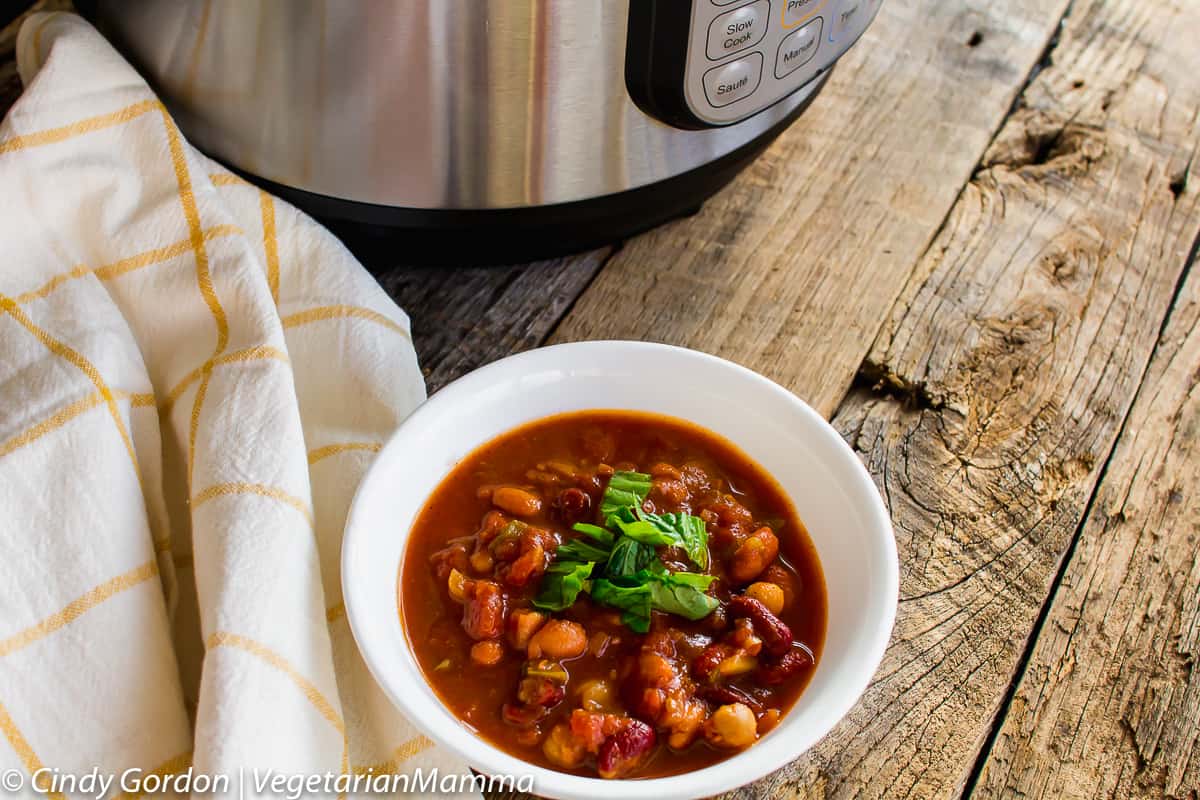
(703, 703), (758, 749)
(527, 619), (587, 660)
(577, 679), (617, 711)
(492, 487), (543, 517)
(746, 581), (786, 615)
(470, 639), (504, 667)
(543, 723), (586, 769)
(729, 527), (780, 584)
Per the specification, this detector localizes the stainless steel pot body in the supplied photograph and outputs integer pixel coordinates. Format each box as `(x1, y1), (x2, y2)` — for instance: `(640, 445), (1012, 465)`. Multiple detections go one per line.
(93, 0), (880, 211)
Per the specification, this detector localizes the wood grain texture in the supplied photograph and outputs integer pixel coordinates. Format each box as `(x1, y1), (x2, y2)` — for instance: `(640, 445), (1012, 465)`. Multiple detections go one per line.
(374, 250), (609, 393)
(550, 0), (1073, 418)
(972, 214), (1200, 800)
(753, 0), (1200, 798)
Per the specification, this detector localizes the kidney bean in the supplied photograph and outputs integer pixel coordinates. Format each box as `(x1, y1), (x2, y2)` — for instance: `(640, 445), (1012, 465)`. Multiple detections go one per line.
(728, 595), (792, 656)
(597, 720), (656, 779)
(728, 527), (779, 583)
(461, 580), (505, 640)
(755, 647), (813, 686)
(700, 684), (764, 714)
(553, 487), (591, 524)
(691, 643), (734, 683)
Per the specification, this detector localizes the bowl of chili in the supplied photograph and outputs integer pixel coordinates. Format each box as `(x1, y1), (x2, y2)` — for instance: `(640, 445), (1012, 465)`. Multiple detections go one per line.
(343, 341), (898, 799)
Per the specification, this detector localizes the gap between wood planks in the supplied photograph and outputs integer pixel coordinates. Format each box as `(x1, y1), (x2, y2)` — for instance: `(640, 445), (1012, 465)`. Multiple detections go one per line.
(958, 207), (1200, 800)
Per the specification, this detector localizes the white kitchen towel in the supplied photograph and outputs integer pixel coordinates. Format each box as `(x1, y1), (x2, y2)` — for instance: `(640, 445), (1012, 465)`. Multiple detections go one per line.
(0, 12), (476, 798)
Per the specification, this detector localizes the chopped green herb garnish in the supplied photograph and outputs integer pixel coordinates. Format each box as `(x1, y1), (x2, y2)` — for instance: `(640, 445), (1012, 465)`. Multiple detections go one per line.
(571, 523), (615, 546)
(590, 579), (654, 633)
(636, 511), (710, 569)
(556, 538), (612, 563)
(613, 517), (679, 547)
(606, 537), (657, 577)
(532, 561), (595, 611)
(530, 471), (716, 630)
(599, 471), (652, 526)
(590, 568), (718, 631)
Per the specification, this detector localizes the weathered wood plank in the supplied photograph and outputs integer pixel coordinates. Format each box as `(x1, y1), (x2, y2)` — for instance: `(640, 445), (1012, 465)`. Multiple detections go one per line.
(550, 0), (1073, 418)
(971, 220), (1200, 800)
(747, 0), (1200, 798)
(375, 250), (609, 393)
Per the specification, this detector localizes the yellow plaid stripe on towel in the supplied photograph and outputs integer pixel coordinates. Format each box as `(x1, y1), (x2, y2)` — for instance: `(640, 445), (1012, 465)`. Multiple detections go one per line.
(0, 12), (472, 799)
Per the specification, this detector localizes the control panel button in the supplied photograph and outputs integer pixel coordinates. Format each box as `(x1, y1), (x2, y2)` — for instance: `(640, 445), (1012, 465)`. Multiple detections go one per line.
(702, 52), (764, 107)
(706, 0), (769, 61)
(775, 18), (822, 77)
(781, 0), (826, 28)
(711, 0), (747, 5)
(831, 1), (864, 42)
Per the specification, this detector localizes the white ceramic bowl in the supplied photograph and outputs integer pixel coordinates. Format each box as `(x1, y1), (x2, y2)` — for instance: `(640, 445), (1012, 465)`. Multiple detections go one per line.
(343, 341), (898, 800)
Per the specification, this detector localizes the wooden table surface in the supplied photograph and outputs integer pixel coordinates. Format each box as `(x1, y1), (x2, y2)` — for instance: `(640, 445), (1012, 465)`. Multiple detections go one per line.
(3, 1), (1199, 798)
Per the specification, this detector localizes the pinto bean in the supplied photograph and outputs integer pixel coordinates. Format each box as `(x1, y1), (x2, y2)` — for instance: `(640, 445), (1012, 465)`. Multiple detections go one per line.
(461, 580), (505, 641)
(756, 646), (813, 686)
(728, 527), (779, 583)
(728, 595), (792, 656)
(492, 487), (543, 517)
(597, 720), (656, 779)
(527, 620), (587, 659)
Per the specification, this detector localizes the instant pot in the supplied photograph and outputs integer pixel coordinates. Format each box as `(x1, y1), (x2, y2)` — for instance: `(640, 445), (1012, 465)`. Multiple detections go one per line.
(89, 0), (882, 262)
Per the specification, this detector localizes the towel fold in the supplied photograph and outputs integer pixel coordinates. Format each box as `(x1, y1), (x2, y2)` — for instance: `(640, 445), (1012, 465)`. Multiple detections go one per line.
(0, 12), (475, 798)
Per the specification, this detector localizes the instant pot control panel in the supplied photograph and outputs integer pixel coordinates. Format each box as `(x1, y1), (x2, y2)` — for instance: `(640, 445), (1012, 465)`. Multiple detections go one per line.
(626, 0), (883, 128)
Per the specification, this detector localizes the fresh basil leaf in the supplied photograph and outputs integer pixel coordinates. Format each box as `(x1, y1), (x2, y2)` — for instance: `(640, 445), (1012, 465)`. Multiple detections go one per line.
(607, 537), (657, 577)
(571, 523), (615, 546)
(599, 471), (652, 526)
(557, 538), (612, 563)
(613, 518), (678, 546)
(659, 570), (716, 590)
(590, 579), (652, 633)
(647, 581), (719, 620)
(635, 511), (710, 570)
(533, 561), (595, 611)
